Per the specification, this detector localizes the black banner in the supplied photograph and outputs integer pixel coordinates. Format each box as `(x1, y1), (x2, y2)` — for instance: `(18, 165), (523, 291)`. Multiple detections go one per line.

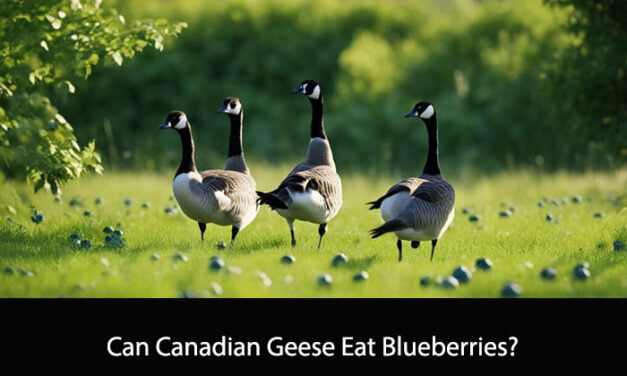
(1, 299), (624, 369)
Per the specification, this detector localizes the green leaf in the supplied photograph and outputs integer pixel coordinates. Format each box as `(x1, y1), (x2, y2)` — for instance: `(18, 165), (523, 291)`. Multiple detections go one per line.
(112, 51), (123, 66)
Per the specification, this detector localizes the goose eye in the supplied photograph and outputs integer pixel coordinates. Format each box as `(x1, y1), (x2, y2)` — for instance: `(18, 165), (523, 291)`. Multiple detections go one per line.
(230, 102), (236, 109)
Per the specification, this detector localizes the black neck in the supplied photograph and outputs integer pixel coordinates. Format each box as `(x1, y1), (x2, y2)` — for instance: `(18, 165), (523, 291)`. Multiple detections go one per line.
(228, 111), (244, 158)
(308, 96), (327, 139)
(175, 124), (196, 175)
(422, 116), (441, 175)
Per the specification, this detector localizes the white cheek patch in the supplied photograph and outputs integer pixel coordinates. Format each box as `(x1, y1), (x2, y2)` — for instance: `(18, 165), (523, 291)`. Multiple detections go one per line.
(419, 105), (434, 119)
(174, 115), (187, 129)
(301, 83), (308, 93)
(307, 84), (321, 100)
(224, 102), (241, 115)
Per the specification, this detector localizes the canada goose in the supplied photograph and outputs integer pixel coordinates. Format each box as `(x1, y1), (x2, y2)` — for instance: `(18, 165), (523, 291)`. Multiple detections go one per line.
(368, 101), (455, 261)
(159, 97), (258, 246)
(257, 80), (342, 249)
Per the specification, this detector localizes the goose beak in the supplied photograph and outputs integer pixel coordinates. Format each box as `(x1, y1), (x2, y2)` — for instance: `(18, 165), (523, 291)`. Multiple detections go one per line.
(291, 87), (303, 94)
(159, 121), (171, 129)
(216, 103), (227, 113)
(404, 110), (418, 118)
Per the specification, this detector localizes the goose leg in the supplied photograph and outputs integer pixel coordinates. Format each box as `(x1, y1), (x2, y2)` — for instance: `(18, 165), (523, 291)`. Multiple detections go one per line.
(198, 222), (207, 242)
(411, 241), (420, 249)
(317, 223), (327, 250)
(430, 239), (438, 261)
(287, 219), (296, 247)
(230, 226), (240, 247)
(397, 239), (403, 262)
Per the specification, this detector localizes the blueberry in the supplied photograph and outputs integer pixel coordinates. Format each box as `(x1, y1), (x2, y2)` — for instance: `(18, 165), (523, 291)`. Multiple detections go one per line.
(317, 274), (333, 286)
(19, 268), (34, 277)
(31, 211), (44, 224)
(509, 206), (517, 212)
(441, 276), (459, 288)
(281, 255), (296, 264)
(540, 267), (557, 280)
(173, 252), (188, 262)
(420, 275), (433, 286)
(123, 199), (133, 207)
(79, 240), (92, 249)
(113, 229), (123, 237)
(353, 271), (369, 282)
(83, 210), (93, 217)
(476, 258), (492, 271)
(545, 213), (554, 222)
(614, 240), (626, 251)
(164, 207), (178, 215)
(468, 214), (480, 222)
(537, 201), (545, 207)
(209, 256), (225, 270)
(452, 266), (472, 283)
(141, 202), (151, 209)
(593, 212), (603, 218)
(216, 241), (227, 250)
(572, 195), (583, 203)
(550, 199), (560, 206)
(4, 266), (15, 275)
(461, 207), (471, 214)
(499, 210), (512, 218)
(68, 232), (83, 240)
(574, 264), (590, 280)
(501, 282), (522, 297)
(331, 253), (349, 266)
(105, 235), (125, 248)
(95, 197), (104, 205)
(150, 253), (160, 261)
(103, 226), (114, 234)
(69, 198), (82, 207)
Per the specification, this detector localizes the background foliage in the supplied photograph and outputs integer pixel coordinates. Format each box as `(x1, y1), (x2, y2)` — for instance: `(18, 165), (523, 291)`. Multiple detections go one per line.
(3, 0), (625, 192)
(0, 0), (185, 194)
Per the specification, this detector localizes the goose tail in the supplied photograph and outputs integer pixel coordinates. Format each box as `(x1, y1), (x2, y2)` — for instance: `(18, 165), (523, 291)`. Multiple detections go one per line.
(369, 218), (407, 238)
(256, 191), (288, 210)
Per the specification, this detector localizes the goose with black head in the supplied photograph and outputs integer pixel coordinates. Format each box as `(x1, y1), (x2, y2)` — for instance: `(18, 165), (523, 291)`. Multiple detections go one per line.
(368, 101), (455, 261)
(257, 80), (342, 249)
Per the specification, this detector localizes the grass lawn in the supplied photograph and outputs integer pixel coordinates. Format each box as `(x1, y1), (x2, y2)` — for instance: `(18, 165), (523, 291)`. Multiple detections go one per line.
(0, 166), (625, 298)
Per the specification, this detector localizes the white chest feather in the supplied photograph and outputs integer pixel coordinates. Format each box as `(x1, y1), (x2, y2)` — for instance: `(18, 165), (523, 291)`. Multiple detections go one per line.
(278, 188), (329, 224)
(380, 191), (411, 222)
(173, 172), (232, 225)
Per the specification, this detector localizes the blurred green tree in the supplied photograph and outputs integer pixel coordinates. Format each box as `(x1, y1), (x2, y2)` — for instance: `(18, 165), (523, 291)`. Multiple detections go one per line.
(0, 0), (185, 195)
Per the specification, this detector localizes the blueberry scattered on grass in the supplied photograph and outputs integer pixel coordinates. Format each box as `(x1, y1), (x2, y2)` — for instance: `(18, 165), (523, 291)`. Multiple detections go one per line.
(452, 266), (472, 283)
(593, 212), (603, 218)
(19, 268), (34, 277)
(537, 201), (545, 208)
(103, 226), (114, 234)
(68, 232), (83, 241)
(540, 267), (557, 280)
(69, 198), (82, 207)
(317, 274), (332, 286)
(501, 282), (522, 297)
(332, 253), (349, 266)
(468, 214), (480, 222)
(123, 199), (133, 207)
(572, 195), (583, 203)
(83, 210), (93, 217)
(31, 210), (44, 224)
(574, 263), (591, 280)
(79, 240), (93, 249)
(614, 241), (626, 251)
(420, 275), (433, 286)
(281, 255), (296, 264)
(461, 207), (471, 214)
(164, 206), (178, 215)
(141, 202), (151, 209)
(95, 197), (104, 205)
(209, 256), (225, 270)
(173, 252), (188, 262)
(441, 276), (459, 288)
(499, 210), (512, 218)
(216, 241), (227, 250)
(353, 271), (369, 282)
(545, 213), (554, 222)
(4, 266), (15, 275)
(150, 253), (160, 261)
(476, 258), (492, 271)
